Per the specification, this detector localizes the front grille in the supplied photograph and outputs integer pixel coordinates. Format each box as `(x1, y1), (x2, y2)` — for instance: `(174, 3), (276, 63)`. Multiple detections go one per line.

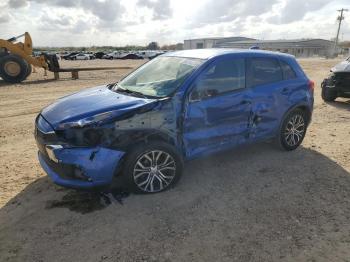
(334, 73), (350, 92)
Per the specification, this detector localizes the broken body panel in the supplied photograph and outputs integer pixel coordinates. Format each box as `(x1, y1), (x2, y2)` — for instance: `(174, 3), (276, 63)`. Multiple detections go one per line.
(35, 49), (313, 189)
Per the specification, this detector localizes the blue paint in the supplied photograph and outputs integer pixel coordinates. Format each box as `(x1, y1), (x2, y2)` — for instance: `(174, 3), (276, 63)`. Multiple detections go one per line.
(42, 85), (158, 130)
(35, 49), (313, 189)
(38, 147), (124, 189)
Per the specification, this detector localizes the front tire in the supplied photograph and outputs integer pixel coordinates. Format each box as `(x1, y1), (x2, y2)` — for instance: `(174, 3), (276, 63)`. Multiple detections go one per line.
(277, 109), (308, 151)
(0, 54), (29, 83)
(25, 63), (32, 79)
(321, 86), (337, 102)
(123, 142), (184, 194)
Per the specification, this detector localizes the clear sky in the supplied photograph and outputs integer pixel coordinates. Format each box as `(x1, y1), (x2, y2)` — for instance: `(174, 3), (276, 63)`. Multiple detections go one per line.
(1, 0), (350, 47)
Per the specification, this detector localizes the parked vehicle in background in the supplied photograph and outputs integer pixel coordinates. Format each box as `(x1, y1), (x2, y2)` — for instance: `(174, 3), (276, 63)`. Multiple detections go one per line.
(94, 52), (106, 59)
(321, 57), (350, 101)
(72, 53), (90, 60)
(87, 54), (96, 60)
(138, 50), (165, 59)
(62, 52), (79, 60)
(35, 49), (314, 194)
(102, 53), (113, 59)
(103, 51), (126, 60)
(148, 52), (164, 60)
(119, 53), (143, 60)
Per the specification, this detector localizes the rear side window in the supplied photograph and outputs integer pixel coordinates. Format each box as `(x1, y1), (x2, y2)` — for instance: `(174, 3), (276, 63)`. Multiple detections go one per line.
(280, 60), (297, 80)
(192, 58), (245, 99)
(247, 58), (283, 87)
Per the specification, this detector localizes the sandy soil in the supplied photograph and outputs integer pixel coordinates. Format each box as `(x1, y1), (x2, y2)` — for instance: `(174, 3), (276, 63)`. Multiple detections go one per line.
(0, 58), (350, 262)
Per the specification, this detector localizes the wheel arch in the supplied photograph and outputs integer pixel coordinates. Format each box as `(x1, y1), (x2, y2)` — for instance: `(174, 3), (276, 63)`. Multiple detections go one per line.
(275, 103), (310, 151)
(114, 129), (177, 149)
(111, 132), (184, 191)
(295, 105), (312, 125)
(279, 103), (312, 131)
(110, 129), (179, 176)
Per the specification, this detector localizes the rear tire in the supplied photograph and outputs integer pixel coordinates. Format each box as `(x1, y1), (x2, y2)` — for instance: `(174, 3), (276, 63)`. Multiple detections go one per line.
(277, 109), (308, 151)
(25, 63), (32, 79)
(0, 54), (29, 83)
(321, 86), (337, 102)
(122, 141), (184, 194)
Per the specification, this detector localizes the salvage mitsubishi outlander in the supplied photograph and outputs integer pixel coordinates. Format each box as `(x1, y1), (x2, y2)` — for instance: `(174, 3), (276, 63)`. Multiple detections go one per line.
(35, 49), (314, 193)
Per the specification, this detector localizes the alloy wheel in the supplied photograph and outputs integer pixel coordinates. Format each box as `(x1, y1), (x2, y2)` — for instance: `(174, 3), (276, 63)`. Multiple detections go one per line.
(284, 114), (305, 147)
(133, 150), (176, 193)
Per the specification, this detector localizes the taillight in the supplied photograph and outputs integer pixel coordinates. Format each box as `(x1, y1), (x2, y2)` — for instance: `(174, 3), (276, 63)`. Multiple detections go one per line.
(308, 80), (315, 92)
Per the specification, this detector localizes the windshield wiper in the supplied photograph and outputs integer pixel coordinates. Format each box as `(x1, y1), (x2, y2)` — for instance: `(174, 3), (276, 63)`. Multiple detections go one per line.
(116, 86), (147, 98)
(115, 84), (161, 99)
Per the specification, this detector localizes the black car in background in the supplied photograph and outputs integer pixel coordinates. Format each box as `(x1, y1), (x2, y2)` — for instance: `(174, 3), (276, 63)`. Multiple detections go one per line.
(62, 52), (79, 60)
(119, 53), (143, 60)
(94, 52), (106, 59)
(321, 57), (350, 101)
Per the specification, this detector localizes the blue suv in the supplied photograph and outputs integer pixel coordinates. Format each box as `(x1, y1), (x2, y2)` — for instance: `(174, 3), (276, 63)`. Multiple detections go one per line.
(35, 49), (314, 193)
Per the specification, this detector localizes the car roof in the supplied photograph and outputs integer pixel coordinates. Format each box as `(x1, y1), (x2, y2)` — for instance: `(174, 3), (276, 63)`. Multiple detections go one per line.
(164, 48), (294, 60)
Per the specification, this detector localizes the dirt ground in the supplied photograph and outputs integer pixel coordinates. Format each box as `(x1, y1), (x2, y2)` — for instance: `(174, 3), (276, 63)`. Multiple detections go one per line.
(0, 58), (350, 262)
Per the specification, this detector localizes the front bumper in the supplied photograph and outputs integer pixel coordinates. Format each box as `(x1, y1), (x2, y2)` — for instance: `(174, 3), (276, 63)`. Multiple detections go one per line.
(38, 146), (125, 189)
(322, 73), (350, 97)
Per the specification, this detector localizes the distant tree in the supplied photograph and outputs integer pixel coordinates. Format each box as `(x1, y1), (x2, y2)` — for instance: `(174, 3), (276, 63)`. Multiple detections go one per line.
(160, 43), (184, 51)
(175, 43), (184, 50)
(161, 44), (172, 50)
(147, 41), (160, 50)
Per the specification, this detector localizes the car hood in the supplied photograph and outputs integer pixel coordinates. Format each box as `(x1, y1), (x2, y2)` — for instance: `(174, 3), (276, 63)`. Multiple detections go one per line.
(331, 60), (350, 72)
(41, 85), (158, 130)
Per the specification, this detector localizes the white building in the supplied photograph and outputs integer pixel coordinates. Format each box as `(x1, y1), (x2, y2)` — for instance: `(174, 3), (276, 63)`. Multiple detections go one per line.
(183, 37), (255, 50)
(184, 36), (336, 57)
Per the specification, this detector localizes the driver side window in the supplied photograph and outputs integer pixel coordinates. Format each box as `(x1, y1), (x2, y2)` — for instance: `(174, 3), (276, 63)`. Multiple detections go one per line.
(191, 58), (245, 101)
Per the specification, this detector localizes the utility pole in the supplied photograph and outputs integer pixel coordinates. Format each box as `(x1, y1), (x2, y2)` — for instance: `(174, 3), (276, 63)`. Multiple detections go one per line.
(334, 8), (348, 54)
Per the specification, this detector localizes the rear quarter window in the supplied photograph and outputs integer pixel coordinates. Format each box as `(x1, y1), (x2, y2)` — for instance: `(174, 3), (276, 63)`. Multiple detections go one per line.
(280, 60), (297, 80)
(247, 58), (283, 88)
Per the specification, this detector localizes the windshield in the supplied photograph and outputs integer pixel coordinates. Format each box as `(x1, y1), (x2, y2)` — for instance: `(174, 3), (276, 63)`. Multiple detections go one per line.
(115, 56), (204, 98)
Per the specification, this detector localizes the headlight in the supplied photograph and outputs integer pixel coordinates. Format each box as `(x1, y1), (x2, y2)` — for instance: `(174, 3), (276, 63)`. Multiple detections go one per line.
(58, 111), (113, 129)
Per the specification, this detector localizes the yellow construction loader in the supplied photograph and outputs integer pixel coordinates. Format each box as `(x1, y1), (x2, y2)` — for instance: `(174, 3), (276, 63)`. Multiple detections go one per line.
(0, 32), (56, 83)
(0, 32), (131, 83)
